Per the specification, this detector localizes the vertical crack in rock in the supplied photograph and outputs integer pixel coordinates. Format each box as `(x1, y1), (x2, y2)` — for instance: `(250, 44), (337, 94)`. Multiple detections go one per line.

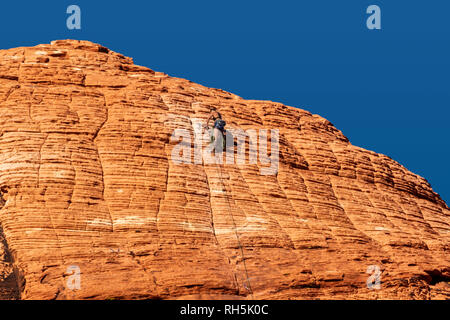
(203, 163), (240, 295)
(203, 168), (219, 246)
(155, 152), (169, 237)
(36, 134), (48, 188)
(215, 164), (254, 298)
(92, 93), (113, 231)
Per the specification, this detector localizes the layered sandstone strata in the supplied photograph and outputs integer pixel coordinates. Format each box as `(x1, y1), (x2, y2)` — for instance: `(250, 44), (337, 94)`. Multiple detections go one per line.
(0, 40), (448, 299)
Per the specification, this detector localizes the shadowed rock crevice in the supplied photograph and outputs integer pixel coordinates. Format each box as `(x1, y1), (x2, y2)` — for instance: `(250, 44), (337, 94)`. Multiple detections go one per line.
(424, 269), (450, 286)
(0, 225), (20, 300)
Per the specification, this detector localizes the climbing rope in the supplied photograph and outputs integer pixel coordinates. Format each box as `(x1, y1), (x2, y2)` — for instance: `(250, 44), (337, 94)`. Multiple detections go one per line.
(201, 120), (254, 297)
(215, 160), (254, 299)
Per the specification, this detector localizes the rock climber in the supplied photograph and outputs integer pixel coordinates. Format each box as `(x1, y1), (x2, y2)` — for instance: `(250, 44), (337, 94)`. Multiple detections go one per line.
(205, 108), (226, 153)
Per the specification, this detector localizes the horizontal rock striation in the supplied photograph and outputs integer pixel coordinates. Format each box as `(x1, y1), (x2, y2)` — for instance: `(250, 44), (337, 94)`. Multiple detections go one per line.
(0, 40), (448, 299)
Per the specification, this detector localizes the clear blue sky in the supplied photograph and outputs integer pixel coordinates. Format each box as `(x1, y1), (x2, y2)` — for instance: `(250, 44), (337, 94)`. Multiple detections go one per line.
(1, 1), (449, 203)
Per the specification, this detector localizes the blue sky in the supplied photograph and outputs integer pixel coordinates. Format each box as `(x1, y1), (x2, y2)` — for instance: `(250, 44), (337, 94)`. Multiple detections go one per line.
(1, 1), (449, 203)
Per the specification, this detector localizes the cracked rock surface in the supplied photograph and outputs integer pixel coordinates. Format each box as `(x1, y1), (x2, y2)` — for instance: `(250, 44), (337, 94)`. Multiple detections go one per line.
(0, 40), (448, 299)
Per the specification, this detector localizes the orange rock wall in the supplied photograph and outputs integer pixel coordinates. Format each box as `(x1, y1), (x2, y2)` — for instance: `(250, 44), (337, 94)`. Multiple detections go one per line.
(0, 40), (448, 299)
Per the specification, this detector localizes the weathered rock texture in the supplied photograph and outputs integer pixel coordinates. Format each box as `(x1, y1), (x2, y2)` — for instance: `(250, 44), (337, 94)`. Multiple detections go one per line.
(0, 40), (448, 300)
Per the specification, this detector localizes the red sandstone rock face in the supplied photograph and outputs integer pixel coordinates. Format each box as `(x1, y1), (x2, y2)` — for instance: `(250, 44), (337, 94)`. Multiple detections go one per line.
(0, 40), (448, 300)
